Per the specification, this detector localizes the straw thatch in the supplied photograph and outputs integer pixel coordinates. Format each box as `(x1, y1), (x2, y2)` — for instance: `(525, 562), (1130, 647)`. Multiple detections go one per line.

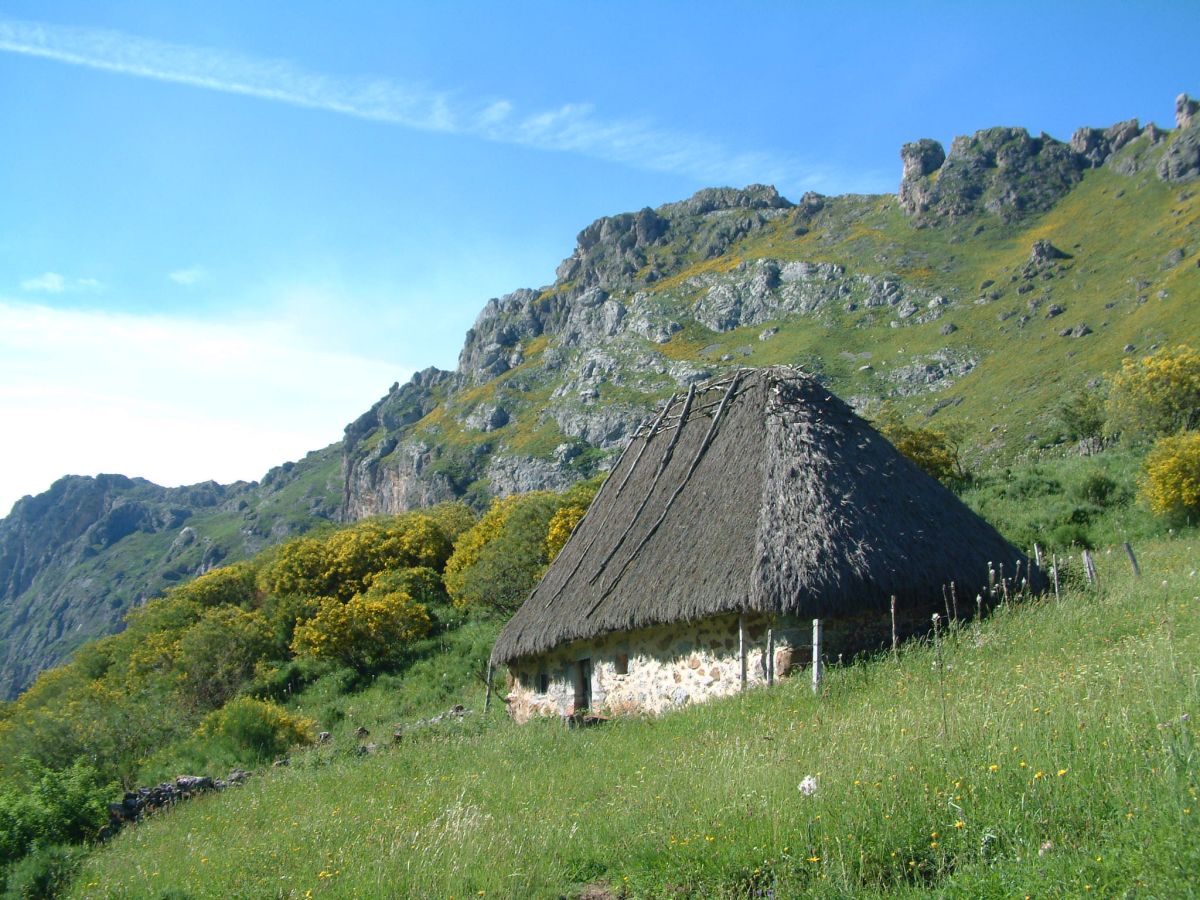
(491, 366), (1031, 665)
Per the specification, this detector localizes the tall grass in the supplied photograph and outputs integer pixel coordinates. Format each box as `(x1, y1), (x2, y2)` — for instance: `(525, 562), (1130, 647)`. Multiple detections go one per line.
(72, 538), (1198, 898)
(70, 540), (1195, 897)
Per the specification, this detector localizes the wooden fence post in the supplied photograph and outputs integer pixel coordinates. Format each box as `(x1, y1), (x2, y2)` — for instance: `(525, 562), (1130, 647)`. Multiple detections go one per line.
(766, 625), (775, 686)
(1123, 542), (1141, 577)
(1033, 543), (1043, 568)
(811, 619), (823, 695)
(1082, 549), (1097, 585)
(484, 662), (494, 714)
(890, 595), (898, 662)
(1052, 554), (1060, 601)
(738, 614), (747, 690)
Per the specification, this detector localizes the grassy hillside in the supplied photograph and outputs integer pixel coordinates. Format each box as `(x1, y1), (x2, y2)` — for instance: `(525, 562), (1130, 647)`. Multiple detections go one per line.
(69, 535), (1198, 898)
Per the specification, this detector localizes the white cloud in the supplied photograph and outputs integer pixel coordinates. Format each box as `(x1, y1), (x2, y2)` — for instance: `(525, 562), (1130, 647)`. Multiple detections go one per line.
(19, 272), (102, 293)
(20, 272), (65, 293)
(0, 17), (833, 190)
(0, 300), (404, 516)
(168, 266), (205, 286)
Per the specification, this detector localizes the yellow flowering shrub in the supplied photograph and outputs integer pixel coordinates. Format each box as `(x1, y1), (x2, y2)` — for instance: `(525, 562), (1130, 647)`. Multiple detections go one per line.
(1106, 345), (1200, 440)
(545, 505), (587, 561)
(290, 590), (431, 672)
(1141, 430), (1200, 518)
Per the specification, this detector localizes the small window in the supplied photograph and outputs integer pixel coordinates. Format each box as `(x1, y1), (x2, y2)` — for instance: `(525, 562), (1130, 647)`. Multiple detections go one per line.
(614, 653), (629, 676)
(536, 671), (549, 693)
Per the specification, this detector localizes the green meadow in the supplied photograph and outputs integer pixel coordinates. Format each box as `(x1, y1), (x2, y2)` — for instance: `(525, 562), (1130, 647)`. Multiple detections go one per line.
(70, 536), (1198, 898)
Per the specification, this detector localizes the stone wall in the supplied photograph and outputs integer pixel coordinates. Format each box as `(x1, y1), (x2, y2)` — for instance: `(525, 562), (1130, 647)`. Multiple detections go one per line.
(502, 605), (943, 723)
(503, 612), (806, 722)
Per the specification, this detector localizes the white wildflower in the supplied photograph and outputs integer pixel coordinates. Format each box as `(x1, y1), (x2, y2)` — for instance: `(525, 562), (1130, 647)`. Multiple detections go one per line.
(798, 775), (818, 796)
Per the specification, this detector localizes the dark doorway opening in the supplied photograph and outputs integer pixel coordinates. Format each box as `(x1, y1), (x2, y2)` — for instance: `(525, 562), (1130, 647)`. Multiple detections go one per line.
(574, 658), (592, 712)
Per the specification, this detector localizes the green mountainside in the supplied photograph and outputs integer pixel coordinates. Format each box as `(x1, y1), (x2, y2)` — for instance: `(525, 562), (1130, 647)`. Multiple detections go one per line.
(1, 93), (1197, 699)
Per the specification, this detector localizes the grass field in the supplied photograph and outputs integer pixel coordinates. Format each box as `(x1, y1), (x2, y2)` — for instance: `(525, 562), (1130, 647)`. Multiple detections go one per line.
(70, 535), (1199, 898)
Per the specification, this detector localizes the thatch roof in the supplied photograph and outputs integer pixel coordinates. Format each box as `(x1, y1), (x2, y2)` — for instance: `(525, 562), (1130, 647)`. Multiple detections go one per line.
(491, 366), (1031, 665)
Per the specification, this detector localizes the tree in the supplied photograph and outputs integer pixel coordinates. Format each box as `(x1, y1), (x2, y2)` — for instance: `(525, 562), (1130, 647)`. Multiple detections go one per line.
(1141, 430), (1200, 520)
(290, 590), (431, 673)
(1105, 345), (1200, 441)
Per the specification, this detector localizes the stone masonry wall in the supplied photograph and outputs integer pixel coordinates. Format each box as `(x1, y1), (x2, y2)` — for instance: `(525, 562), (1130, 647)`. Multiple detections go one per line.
(503, 605), (942, 723)
(503, 612), (807, 722)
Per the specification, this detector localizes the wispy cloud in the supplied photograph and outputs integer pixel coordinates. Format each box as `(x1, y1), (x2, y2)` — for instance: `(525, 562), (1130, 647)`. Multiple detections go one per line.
(20, 272), (64, 293)
(0, 299), (402, 515)
(168, 266), (205, 286)
(0, 17), (830, 190)
(20, 272), (101, 293)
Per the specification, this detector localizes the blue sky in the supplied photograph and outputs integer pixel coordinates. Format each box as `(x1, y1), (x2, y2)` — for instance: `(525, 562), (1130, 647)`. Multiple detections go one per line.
(0, 1), (1195, 514)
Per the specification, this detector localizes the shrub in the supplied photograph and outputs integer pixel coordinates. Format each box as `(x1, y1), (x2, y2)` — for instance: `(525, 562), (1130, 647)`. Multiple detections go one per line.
(1056, 386), (1106, 441)
(546, 505), (587, 562)
(290, 591), (432, 673)
(1105, 345), (1200, 441)
(1072, 472), (1119, 506)
(196, 698), (314, 762)
(370, 567), (448, 608)
(1141, 430), (1200, 520)
(261, 516), (455, 602)
(1, 843), (87, 900)
(0, 761), (112, 868)
(877, 419), (963, 484)
(166, 561), (258, 609)
(175, 607), (274, 711)
(545, 477), (602, 562)
(444, 492), (562, 612)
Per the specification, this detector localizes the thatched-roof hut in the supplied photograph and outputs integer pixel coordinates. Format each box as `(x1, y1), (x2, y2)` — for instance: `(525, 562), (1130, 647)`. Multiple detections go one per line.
(491, 366), (1031, 721)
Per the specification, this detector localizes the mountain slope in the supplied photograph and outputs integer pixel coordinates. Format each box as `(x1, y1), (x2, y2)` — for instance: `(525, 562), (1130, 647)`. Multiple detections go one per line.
(1, 93), (1197, 699)
(0, 446), (341, 699)
(341, 95), (1200, 516)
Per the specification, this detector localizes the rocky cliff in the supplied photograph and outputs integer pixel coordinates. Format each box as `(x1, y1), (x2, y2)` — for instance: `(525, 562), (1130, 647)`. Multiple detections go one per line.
(342, 93), (1200, 520)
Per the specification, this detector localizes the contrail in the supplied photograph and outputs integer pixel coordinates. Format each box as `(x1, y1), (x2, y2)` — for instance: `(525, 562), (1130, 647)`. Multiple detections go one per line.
(0, 17), (833, 189)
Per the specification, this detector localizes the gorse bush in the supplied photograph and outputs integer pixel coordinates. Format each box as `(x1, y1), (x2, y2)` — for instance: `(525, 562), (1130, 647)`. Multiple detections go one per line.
(874, 407), (964, 484)
(1141, 430), (1200, 520)
(166, 560), (258, 609)
(1105, 344), (1200, 441)
(175, 607), (274, 712)
(291, 590), (432, 673)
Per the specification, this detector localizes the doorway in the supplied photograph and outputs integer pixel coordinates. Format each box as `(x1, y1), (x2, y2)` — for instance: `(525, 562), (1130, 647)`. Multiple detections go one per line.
(574, 658), (592, 712)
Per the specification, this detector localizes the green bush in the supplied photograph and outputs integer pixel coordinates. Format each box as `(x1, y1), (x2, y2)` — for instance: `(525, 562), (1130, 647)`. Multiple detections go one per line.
(444, 492), (563, 613)
(196, 698), (315, 763)
(2, 843), (86, 900)
(0, 761), (112, 869)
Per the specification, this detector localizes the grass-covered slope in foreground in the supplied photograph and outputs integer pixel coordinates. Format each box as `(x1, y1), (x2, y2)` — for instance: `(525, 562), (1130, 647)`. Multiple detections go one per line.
(73, 539), (1198, 898)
